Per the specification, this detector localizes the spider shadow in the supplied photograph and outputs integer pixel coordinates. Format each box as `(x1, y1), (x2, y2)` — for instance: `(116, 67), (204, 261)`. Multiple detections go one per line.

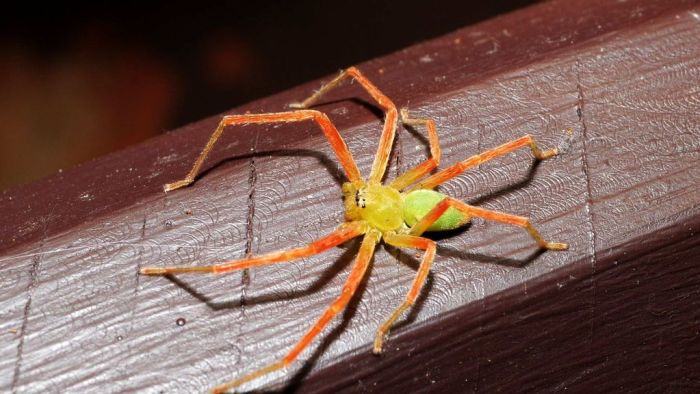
(196, 148), (346, 188)
(231, 245), (376, 394)
(319, 98), (438, 182)
(436, 244), (546, 268)
(308, 97), (385, 120)
(243, 246), (441, 394)
(279, 251), (375, 394)
(191, 95), (394, 189)
(381, 244), (435, 333)
(187, 95), (447, 192)
(160, 235), (387, 394)
(429, 158), (550, 268)
(400, 119), (432, 163)
(245, 235), (542, 394)
(458, 156), (543, 207)
(424, 183), (549, 269)
(384, 157), (554, 332)
(163, 239), (362, 310)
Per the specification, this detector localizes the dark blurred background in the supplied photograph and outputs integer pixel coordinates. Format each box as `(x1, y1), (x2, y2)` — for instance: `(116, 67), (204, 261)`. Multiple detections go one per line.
(0, 1), (540, 191)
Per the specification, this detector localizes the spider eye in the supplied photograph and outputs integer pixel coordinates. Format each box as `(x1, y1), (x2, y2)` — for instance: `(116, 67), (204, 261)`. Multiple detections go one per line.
(354, 190), (366, 208)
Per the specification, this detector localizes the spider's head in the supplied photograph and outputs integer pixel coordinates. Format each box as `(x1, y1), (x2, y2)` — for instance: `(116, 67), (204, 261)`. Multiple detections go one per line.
(342, 181), (404, 231)
(342, 182), (364, 222)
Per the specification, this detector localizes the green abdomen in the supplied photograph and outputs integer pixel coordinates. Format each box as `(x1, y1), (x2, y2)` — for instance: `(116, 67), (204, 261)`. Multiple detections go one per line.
(402, 189), (471, 232)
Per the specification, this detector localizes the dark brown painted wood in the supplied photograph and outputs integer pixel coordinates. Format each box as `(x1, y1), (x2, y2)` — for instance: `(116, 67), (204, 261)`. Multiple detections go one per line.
(1, 0), (699, 392)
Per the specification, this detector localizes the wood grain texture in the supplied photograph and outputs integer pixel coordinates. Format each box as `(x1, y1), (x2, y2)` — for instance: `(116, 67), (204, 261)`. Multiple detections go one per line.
(2, 0), (699, 392)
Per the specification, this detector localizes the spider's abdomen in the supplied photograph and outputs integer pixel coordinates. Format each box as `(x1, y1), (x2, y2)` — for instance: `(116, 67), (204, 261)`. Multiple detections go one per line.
(403, 189), (471, 232)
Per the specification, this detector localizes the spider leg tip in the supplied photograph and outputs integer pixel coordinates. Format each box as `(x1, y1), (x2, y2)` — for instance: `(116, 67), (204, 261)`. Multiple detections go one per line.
(163, 179), (192, 192)
(288, 102), (306, 109)
(538, 148), (560, 160)
(140, 267), (166, 275)
(546, 242), (569, 251)
(373, 336), (386, 355)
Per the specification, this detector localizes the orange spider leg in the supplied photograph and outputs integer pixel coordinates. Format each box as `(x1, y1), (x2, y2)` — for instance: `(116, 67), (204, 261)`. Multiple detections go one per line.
(290, 67), (398, 184)
(389, 108), (441, 190)
(374, 233), (436, 354)
(210, 229), (382, 394)
(410, 134), (559, 191)
(409, 197), (568, 250)
(164, 110), (361, 192)
(140, 221), (367, 275)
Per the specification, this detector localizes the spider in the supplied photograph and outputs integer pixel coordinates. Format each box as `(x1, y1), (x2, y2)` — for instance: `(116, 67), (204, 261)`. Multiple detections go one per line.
(140, 67), (568, 393)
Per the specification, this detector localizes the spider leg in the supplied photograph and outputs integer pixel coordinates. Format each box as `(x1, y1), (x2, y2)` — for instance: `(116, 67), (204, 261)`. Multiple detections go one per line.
(210, 230), (381, 394)
(389, 108), (441, 190)
(374, 233), (436, 354)
(409, 133), (561, 191)
(163, 110), (361, 192)
(140, 221), (367, 275)
(409, 197), (568, 250)
(289, 67), (398, 184)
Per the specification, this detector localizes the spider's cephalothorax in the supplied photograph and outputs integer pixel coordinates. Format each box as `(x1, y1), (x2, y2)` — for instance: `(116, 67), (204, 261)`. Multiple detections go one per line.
(342, 182), (403, 231)
(141, 66), (569, 394)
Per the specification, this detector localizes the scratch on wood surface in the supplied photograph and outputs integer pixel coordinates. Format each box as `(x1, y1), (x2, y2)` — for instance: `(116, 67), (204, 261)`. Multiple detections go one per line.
(11, 202), (56, 391)
(11, 252), (41, 391)
(133, 213), (148, 298)
(136, 213), (148, 284)
(242, 131), (260, 300)
(575, 60), (600, 359)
